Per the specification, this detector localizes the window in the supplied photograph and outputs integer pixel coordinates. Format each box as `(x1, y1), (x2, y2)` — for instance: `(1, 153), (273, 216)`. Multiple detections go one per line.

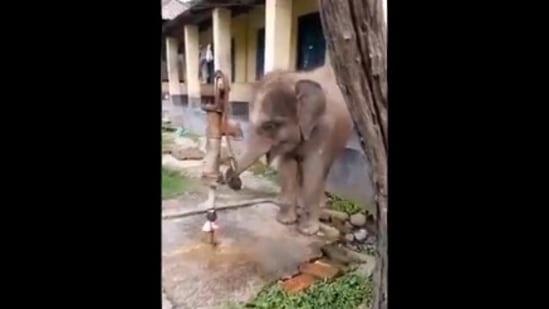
(256, 28), (265, 80)
(296, 12), (326, 70)
(231, 38), (235, 82)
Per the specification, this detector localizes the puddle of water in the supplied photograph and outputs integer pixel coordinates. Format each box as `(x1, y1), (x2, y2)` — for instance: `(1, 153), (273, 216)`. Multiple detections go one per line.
(167, 229), (270, 278)
(161, 204), (326, 307)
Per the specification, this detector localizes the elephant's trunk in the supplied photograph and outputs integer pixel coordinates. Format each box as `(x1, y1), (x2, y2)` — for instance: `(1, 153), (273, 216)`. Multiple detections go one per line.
(233, 132), (272, 175)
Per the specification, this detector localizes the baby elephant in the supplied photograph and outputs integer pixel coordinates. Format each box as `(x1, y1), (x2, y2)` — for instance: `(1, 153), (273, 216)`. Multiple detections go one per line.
(224, 66), (352, 235)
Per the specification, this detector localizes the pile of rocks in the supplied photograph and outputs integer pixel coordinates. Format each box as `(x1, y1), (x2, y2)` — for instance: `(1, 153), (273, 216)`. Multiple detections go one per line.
(344, 213), (376, 253)
(320, 210), (376, 253)
(169, 136), (205, 161)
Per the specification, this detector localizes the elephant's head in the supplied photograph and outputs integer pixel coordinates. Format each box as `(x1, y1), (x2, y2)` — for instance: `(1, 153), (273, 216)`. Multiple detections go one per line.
(227, 73), (327, 180)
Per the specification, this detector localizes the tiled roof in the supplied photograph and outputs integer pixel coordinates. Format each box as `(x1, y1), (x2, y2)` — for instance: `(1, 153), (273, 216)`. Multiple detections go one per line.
(162, 0), (193, 20)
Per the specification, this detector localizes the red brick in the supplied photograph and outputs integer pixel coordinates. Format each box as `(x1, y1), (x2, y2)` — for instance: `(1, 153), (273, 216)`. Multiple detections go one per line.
(281, 274), (318, 294)
(299, 260), (340, 280)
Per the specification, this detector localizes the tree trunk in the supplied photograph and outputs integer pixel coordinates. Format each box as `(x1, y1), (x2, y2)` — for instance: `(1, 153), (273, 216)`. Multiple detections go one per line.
(318, 1), (387, 309)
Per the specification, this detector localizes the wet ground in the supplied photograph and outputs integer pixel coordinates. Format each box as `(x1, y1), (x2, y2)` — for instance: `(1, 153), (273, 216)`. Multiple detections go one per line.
(162, 203), (325, 309)
(162, 156), (326, 309)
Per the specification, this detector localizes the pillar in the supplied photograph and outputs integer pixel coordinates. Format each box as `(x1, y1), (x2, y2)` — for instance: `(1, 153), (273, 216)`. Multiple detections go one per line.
(212, 8), (232, 80)
(178, 52), (186, 83)
(184, 25), (201, 108)
(166, 36), (184, 126)
(166, 37), (182, 102)
(264, 0), (293, 72)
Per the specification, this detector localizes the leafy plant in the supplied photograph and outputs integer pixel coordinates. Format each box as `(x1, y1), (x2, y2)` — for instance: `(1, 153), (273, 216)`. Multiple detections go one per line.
(242, 272), (373, 309)
(326, 192), (363, 215)
(249, 160), (279, 182)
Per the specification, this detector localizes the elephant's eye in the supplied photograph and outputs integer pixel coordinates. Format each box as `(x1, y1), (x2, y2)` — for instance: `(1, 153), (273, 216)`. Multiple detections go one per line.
(262, 122), (279, 131)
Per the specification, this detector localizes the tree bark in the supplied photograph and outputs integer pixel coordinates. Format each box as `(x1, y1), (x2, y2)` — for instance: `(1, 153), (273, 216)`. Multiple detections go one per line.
(318, 1), (387, 309)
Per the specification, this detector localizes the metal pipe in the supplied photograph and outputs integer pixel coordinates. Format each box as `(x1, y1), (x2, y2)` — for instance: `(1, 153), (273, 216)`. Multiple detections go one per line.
(201, 72), (225, 183)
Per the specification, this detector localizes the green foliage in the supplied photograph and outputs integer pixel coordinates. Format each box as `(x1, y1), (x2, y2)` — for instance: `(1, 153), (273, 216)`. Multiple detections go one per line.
(229, 272), (373, 309)
(249, 160), (279, 182)
(162, 167), (190, 199)
(326, 192), (363, 215)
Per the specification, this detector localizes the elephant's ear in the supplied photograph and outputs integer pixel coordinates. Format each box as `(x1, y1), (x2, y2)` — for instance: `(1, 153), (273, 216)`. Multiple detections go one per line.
(295, 79), (327, 141)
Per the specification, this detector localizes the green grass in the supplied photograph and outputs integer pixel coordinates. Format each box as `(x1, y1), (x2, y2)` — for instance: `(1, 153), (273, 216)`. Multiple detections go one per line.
(249, 160), (279, 182)
(162, 167), (190, 199)
(225, 272), (373, 309)
(326, 192), (363, 215)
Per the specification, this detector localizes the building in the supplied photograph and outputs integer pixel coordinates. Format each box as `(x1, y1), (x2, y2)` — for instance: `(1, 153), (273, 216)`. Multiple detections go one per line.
(161, 0), (376, 208)
(162, 0), (329, 117)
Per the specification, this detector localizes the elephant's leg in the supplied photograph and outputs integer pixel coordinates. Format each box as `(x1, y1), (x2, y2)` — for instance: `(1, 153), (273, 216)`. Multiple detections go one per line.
(296, 161), (311, 216)
(276, 155), (299, 224)
(297, 155), (330, 235)
(319, 193), (328, 208)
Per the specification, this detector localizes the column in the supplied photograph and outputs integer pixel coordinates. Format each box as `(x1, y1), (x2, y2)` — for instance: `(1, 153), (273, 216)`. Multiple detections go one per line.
(264, 0), (292, 72)
(166, 37), (182, 103)
(212, 8), (232, 81)
(166, 36), (185, 126)
(184, 25), (201, 109)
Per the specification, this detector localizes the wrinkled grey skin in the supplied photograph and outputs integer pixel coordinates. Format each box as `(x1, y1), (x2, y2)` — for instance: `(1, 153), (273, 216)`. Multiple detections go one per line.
(226, 66), (353, 235)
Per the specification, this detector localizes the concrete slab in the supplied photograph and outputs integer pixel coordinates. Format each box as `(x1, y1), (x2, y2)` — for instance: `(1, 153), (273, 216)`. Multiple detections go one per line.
(162, 203), (325, 309)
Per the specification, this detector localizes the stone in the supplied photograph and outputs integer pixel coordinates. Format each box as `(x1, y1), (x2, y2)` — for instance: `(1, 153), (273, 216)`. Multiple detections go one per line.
(353, 228), (368, 242)
(299, 260), (340, 280)
(321, 209), (349, 222)
(365, 235), (377, 245)
(364, 244), (376, 254)
(319, 212), (331, 222)
(318, 222), (341, 240)
(345, 243), (359, 252)
(344, 233), (355, 243)
(330, 219), (346, 233)
(341, 247), (371, 264)
(343, 221), (354, 233)
(171, 146), (205, 161)
(281, 274), (318, 294)
(349, 213), (367, 227)
(320, 244), (353, 265)
(355, 254), (376, 276)
(174, 136), (198, 149)
(357, 303), (368, 309)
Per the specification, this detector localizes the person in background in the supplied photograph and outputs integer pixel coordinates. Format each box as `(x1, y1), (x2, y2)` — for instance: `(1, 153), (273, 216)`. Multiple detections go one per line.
(205, 43), (214, 83)
(199, 44), (208, 83)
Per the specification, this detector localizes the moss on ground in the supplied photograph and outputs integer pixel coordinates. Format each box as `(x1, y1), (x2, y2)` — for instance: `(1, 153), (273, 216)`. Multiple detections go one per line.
(162, 166), (190, 199)
(326, 192), (364, 215)
(225, 272), (373, 309)
(249, 160), (279, 182)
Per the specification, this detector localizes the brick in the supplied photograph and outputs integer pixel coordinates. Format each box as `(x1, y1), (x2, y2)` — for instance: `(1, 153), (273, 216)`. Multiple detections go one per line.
(299, 260), (340, 280)
(281, 274), (318, 294)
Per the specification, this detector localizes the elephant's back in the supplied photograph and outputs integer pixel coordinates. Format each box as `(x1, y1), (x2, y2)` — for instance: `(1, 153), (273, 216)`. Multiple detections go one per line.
(302, 66), (353, 154)
(317, 67), (353, 146)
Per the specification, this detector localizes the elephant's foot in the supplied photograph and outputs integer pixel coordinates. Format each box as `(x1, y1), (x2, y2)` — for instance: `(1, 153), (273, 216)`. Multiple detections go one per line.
(297, 218), (320, 236)
(276, 208), (297, 225)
